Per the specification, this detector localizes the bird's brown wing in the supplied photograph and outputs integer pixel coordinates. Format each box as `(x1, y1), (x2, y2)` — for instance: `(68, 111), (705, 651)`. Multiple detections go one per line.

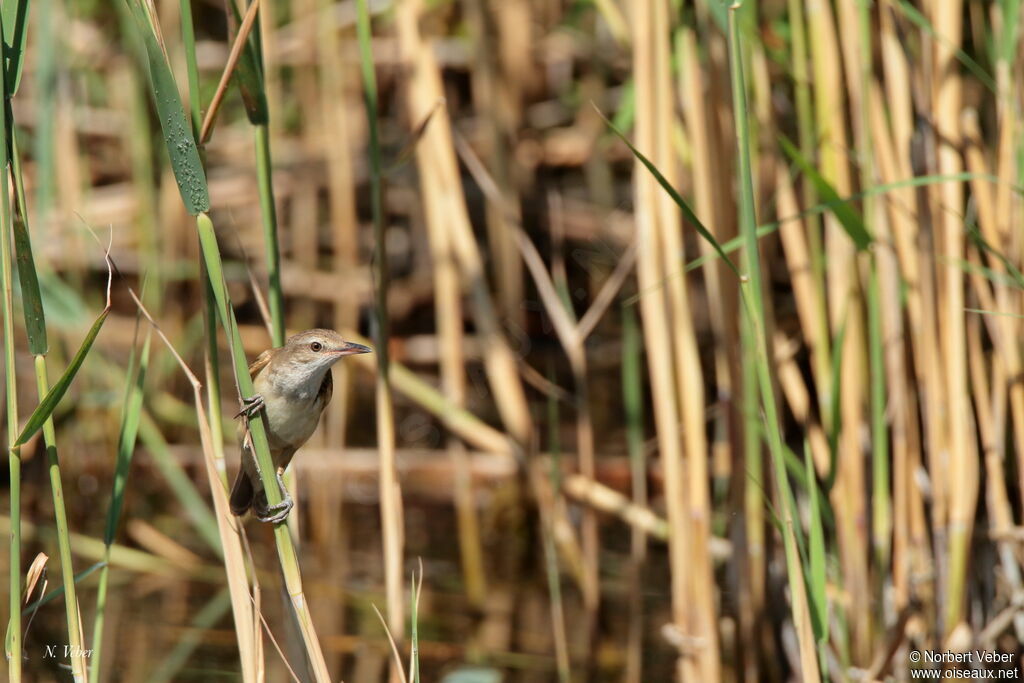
(248, 349), (273, 379)
(318, 369), (333, 406)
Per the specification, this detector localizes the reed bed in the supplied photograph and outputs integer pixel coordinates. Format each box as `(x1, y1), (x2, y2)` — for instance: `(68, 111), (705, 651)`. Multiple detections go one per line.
(3, 0), (1024, 681)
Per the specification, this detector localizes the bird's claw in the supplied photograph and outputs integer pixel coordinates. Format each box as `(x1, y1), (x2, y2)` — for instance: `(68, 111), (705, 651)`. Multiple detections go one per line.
(254, 470), (294, 524)
(235, 394), (265, 420)
(255, 496), (293, 524)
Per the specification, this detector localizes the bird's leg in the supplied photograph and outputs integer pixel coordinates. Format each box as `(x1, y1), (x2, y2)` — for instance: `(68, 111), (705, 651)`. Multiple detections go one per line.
(254, 467), (294, 524)
(235, 394), (266, 420)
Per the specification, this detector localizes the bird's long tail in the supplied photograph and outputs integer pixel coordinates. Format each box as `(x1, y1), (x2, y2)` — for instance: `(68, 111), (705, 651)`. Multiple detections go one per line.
(229, 471), (254, 516)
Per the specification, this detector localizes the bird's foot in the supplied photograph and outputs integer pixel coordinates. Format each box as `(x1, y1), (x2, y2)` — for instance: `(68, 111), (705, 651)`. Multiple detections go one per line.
(235, 394), (266, 420)
(254, 492), (293, 524)
(253, 470), (294, 524)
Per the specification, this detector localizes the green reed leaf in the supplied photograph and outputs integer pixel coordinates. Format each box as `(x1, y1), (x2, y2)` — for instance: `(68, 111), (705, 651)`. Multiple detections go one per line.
(124, 0), (210, 214)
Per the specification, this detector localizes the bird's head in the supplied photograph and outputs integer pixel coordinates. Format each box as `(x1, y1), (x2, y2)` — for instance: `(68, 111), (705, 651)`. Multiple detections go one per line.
(272, 329), (371, 394)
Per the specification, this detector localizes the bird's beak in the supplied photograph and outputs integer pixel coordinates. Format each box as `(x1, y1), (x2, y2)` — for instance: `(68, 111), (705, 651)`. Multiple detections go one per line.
(334, 341), (372, 356)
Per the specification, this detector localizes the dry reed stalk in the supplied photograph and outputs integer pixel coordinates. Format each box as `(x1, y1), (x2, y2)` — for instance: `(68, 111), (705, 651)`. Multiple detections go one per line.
(870, 184), (916, 614)
(632, 0), (718, 679)
(393, 0), (531, 450)
(868, 80), (934, 602)
(879, 2), (948, 546)
(355, 3), (405, 668)
(516, 225), (600, 615)
(547, 194), (600, 630)
(785, 0), (829, 425)
(678, 27), (740, 479)
(316, 0), (359, 450)
(128, 290), (260, 682)
(292, 0), (320, 334)
(464, 1), (524, 329)
(54, 82), (85, 273)
(395, 0), (541, 620)
(963, 111), (1024, 483)
(417, 87), (487, 608)
(528, 459), (572, 681)
(199, 0), (261, 144)
(775, 165), (830, 475)
(929, 0), (976, 637)
(806, 0), (870, 661)
(772, 330), (830, 470)
(966, 308), (1014, 539)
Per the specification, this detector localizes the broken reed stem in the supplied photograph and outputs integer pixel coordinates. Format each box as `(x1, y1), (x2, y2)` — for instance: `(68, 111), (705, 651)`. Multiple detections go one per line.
(199, 0), (262, 144)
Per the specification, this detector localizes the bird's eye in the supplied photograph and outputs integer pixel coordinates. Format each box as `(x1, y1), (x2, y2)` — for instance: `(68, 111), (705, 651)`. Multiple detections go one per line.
(310, 342), (323, 352)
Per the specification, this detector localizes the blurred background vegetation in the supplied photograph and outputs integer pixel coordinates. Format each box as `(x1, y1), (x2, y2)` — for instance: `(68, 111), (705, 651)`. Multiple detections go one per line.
(0, 0), (1021, 680)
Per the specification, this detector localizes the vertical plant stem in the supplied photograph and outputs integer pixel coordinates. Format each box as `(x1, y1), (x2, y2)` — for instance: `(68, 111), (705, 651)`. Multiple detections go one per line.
(255, 125), (285, 347)
(539, 374), (571, 683)
(728, 5), (820, 680)
(91, 329), (150, 683)
(807, 0), (869, 661)
(196, 213), (330, 681)
(622, 303), (646, 683)
(33, 361), (86, 682)
(5, 124), (86, 680)
(178, 0), (201, 133)
(0, 16), (21, 676)
(356, 0), (405, 657)
(931, 0), (973, 635)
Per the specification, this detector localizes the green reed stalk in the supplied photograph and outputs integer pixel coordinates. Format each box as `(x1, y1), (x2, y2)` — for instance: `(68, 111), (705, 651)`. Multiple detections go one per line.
(197, 212), (331, 681)
(0, 18), (21, 678)
(855, 0), (889, 569)
(255, 126), (285, 346)
(727, 5), (820, 679)
(9, 144), (87, 680)
(91, 329), (150, 683)
(622, 302), (646, 683)
(786, 0), (831, 423)
(178, 0), (201, 132)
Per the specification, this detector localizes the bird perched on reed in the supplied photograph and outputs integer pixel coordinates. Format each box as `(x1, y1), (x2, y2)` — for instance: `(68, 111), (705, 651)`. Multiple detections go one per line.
(230, 329), (371, 523)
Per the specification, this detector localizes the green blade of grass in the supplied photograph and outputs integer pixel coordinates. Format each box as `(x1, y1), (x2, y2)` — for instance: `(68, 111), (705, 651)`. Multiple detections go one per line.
(727, 5), (820, 678)
(597, 106), (741, 278)
(803, 442), (827, 642)
(123, 0), (210, 215)
(90, 324), (150, 683)
(778, 135), (871, 250)
(14, 297), (111, 447)
(824, 314), (847, 492)
(11, 136), (45, 354)
(1, 0), (29, 96)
